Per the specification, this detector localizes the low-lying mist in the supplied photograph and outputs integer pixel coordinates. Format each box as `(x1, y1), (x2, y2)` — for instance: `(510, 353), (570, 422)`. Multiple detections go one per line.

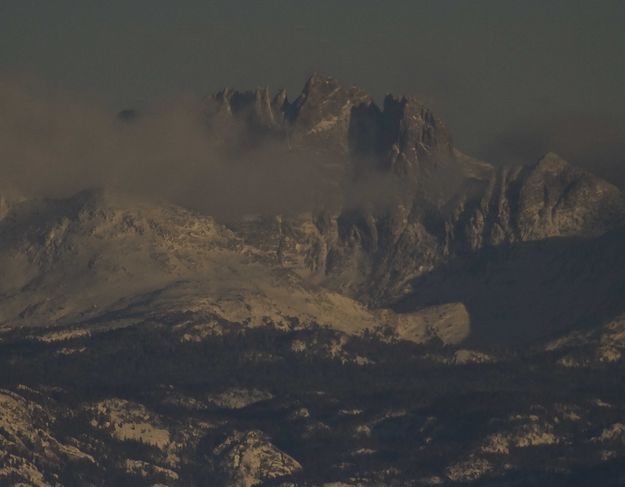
(0, 76), (352, 219)
(1, 75), (419, 220)
(3, 74), (623, 223)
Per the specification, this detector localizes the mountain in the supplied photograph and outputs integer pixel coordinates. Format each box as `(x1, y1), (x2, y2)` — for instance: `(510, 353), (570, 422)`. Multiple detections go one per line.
(2, 73), (624, 344)
(0, 188), (469, 346)
(396, 223), (625, 345)
(207, 74), (625, 327)
(1, 74), (625, 486)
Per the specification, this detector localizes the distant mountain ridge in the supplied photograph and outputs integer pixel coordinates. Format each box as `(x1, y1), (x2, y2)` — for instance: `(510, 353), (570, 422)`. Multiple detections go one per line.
(206, 74), (625, 309)
(207, 73), (457, 179)
(1, 74), (624, 346)
(3, 74), (625, 486)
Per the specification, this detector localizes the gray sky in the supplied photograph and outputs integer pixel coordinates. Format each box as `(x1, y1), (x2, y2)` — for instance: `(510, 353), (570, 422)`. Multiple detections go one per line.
(1, 0), (624, 182)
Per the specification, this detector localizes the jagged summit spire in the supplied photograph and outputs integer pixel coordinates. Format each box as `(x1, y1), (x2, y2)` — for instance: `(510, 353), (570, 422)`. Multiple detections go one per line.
(206, 73), (455, 168)
(302, 72), (342, 92)
(536, 151), (568, 169)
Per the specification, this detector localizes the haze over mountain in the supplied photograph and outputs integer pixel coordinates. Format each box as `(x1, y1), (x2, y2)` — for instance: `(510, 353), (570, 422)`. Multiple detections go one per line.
(3, 1), (625, 484)
(1, 71), (625, 485)
(2, 73), (624, 345)
(3, 1), (624, 184)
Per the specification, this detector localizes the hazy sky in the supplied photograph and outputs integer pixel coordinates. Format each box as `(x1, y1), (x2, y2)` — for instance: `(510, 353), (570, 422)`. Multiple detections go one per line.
(1, 0), (624, 182)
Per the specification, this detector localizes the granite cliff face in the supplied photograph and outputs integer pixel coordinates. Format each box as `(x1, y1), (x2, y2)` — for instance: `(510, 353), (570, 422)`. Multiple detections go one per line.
(209, 75), (625, 306)
(206, 73), (456, 177)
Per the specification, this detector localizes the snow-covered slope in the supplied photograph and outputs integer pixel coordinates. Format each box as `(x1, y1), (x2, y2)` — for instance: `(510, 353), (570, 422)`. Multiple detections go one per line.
(0, 188), (463, 344)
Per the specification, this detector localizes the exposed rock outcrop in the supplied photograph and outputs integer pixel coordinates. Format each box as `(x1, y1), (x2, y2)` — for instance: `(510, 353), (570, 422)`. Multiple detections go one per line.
(210, 75), (625, 306)
(211, 430), (302, 487)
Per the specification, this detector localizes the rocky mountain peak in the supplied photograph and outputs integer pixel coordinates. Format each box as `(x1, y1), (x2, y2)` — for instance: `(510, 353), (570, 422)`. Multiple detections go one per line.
(535, 151), (569, 172)
(210, 87), (283, 133)
(347, 93), (456, 179)
(511, 152), (625, 240)
(201, 75), (625, 307)
(295, 72), (369, 107)
(284, 74), (373, 150)
(271, 87), (288, 115)
(301, 72), (342, 96)
(206, 74), (458, 182)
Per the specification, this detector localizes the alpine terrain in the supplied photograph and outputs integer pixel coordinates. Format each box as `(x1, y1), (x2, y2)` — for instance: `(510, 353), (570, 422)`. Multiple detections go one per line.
(2, 74), (625, 486)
